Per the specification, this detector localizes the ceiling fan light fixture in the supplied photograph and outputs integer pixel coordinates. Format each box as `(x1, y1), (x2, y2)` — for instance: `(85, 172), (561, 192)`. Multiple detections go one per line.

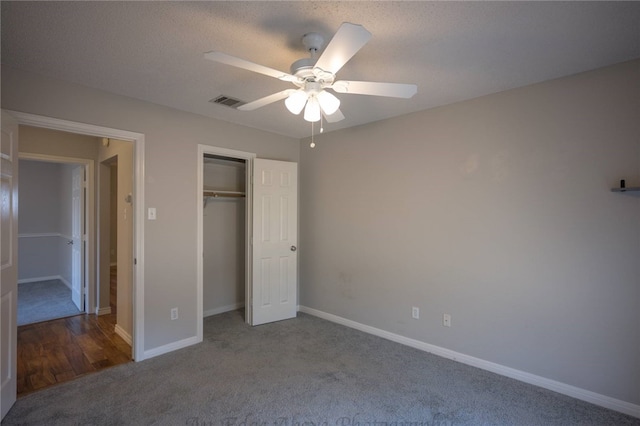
(304, 96), (321, 122)
(285, 90), (308, 115)
(316, 90), (340, 116)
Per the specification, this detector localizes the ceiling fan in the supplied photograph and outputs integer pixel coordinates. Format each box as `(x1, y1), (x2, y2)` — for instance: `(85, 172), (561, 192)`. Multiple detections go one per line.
(204, 22), (417, 124)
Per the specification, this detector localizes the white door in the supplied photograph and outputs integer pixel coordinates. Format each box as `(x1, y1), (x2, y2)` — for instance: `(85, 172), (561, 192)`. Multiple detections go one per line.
(251, 159), (297, 326)
(1, 111), (18, 420)
(71, 166), (84, 311)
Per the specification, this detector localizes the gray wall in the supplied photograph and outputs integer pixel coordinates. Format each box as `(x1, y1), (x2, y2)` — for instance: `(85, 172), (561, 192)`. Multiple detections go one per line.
(1, 65), (300, 351)
(299, 59), (640, 405)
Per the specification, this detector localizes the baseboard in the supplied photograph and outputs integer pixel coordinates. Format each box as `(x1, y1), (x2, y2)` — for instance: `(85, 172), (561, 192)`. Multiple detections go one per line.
(114, 324), (132, 345)
(18, 274), (72, 290)
(96, 306), (112, 316)
(18, 275), (61, 285)
(143, 335), (201, 360)
(298, 305), (640, 419)
(59, 276), (72, 290)
(203, 302), (245, 318)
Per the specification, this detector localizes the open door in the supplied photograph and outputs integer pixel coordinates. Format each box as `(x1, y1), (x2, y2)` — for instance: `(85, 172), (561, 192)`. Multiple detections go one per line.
(1, 111), (18, 419)
(251, 159), (297, 326)
(71, 165), (84, 311)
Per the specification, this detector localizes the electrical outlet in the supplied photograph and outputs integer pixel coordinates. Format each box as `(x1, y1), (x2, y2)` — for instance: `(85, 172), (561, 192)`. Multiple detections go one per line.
(171, 307), (178, 320)
(443, 313), (451, 327)
(412, 307), (419, 319)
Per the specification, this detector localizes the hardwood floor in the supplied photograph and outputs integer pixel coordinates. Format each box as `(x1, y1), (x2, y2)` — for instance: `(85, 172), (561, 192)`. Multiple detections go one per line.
(17, 265), (131, 397)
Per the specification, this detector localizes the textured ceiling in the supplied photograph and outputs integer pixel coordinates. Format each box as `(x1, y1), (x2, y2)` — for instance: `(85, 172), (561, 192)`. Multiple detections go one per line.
(2, 1), (640, 139)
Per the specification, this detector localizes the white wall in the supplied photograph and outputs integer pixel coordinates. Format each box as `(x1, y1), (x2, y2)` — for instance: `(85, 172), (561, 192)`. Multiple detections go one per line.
(300, 59), (640, 406)
(1, 65), (300, 352)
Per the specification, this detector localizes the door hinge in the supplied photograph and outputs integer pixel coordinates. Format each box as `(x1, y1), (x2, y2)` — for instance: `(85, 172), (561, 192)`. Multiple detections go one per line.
(134, 258), (137, 265)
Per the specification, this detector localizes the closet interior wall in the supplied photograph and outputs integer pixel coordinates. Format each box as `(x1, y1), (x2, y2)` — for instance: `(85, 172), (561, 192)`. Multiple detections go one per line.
(202, 155), (246, 317)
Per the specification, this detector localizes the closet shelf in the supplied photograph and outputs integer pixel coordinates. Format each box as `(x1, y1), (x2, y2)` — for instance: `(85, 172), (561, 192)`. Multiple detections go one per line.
(203, 190), (246, 198)
(611, 187), (640, 193)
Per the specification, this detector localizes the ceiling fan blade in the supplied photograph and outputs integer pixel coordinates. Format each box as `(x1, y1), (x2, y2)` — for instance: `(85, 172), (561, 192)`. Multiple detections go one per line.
(332, 80), (417, 98)
(237, 90), (295, 111)
(323, 108), (345, 123)
(313, 23), (372, 75)
(204, 51), (299, 82)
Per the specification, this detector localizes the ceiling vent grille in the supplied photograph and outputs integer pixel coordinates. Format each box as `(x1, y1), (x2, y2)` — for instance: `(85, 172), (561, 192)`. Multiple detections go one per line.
(210, 95), (245, 109)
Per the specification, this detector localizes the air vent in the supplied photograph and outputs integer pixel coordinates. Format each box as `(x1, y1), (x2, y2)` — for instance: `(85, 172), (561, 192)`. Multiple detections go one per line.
(209, 95), (245, 109)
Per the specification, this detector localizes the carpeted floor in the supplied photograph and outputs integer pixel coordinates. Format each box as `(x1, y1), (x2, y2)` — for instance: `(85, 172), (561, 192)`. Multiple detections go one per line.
(2, 310), (638, 425)
(17, 280), (81, 326)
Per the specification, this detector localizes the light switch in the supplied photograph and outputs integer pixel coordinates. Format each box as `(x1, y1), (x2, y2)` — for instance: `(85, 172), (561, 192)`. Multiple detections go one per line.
(148, 207), (157, 220)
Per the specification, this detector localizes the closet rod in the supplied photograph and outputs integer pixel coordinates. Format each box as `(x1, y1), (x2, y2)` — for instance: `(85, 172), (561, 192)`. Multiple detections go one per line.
(203, 190), (245, 198)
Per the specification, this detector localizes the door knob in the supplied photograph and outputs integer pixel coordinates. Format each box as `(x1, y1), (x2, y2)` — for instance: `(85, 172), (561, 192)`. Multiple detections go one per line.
(290, 245), (297, 252)
(67, 240), (74, 245)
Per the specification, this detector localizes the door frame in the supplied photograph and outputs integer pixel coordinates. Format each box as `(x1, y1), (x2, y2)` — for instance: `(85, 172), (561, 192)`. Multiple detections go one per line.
(4, 110), (146, 361)
(18, 153), (93, 315)
(196, 144), (255, 340)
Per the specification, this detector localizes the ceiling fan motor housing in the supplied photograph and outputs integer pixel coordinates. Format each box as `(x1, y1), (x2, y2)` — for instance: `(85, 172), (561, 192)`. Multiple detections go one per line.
(290, 58), (315, 80)
(290, 32), (332, 83)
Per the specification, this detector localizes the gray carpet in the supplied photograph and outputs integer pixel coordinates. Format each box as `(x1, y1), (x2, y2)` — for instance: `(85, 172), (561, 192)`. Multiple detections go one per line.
(17, 279), (81, 326)
(3, 311), (638, 425)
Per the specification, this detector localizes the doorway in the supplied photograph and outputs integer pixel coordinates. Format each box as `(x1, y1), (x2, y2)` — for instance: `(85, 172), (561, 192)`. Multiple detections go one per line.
(202, 154), (247, 319)
(1, 110), (145, 416)
(4, 111), (145, 362)
(16, 156), (90, 326)
(14, 132), (134, 396)
(98, 140), (134, 346)
(196, 145), (299, 338)
(197, 145), (254, 339)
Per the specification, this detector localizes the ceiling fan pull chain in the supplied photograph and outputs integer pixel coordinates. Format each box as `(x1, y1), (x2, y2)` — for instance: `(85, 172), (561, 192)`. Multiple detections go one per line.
(310, 121), (316, 148)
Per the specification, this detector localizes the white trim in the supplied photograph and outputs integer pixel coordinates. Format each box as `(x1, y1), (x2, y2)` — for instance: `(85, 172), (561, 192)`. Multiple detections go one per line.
(114, 324), (132, 346)
(203, 302), (245, 318)
(17, 233), (72, 240)
(18, 275), (72, 290)
(298, 306), (640, 419)
(96, 306), (112, 316)
(7, 110), (145, 362)
(59, 276), (71, 290)
(197, 144), (255, 343)
(143, 336), (200, 360)
(18, 275), (61, 284)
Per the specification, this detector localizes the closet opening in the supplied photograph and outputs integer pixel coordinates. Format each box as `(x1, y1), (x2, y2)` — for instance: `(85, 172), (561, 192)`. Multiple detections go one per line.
(202, 153), (248, 322)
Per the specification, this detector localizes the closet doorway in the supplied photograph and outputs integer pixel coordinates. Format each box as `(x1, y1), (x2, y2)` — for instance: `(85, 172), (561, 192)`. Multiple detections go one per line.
(199, 148), (253, 328)
(196, 144), (299, 338)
